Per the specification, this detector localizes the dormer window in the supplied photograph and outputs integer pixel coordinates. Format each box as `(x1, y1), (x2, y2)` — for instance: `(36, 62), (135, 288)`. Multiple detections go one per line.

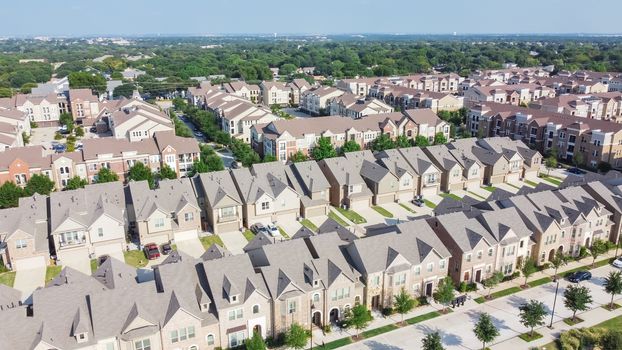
(560, 218), (565, 224)
(230, 294), (238, 303)
(76, 332), (88, 343)
(313, 279), (319, 287)
(201, 303), (210, 311)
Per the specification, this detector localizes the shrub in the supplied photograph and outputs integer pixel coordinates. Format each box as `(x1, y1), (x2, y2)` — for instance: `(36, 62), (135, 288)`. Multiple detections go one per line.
(322, 325), (331, 333)
(382, 307), (394, 316)
(602, 330), (622, 350)
(54, 132), (62, 140)
(578, 246), (589, 259)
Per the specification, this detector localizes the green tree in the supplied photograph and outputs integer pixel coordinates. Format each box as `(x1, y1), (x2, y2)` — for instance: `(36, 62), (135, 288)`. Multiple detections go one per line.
(602, 330), (622, 350)
(573, 152), (585, 167)
(545, 155), (557, 175)
(95, 167), (119, 183)
(263, 155), (277, 163)
(25, 174), (55, 195)
(74, 127), (84, 137)
(550, 250), (568, 279)
(64, 176), (88, 190)
(371, 133), (395, 152)
(598, 161), (612, 173)
(564, 285), (593, 322)
(589, 239), (609, 266)
(188, 160), (209, 176)
(414, 135), (430, 147)
(395, 134), (412, 148)
(344, 304), (373, 338)
(433, 277), (455, 313)
(421, 332), (445, 350)
(604, 271), (622, 310)
(68, 72), (107, 94)
(59, 113), (74, 133)
(204, 155), (225, 172)
(113, 83), (136, 98)
(340, 140), (361, 154)
(279, 63), (297, 76)
(483, 271), (504, 299)
(518, 300), (547, 337)
(289, 150), (309, 163)
(128, 162), (154, 189)
(311, 137), (337, 161)
(244, 330), (267, 350)
(157, 164), (177, 180)
(0, 181), (25, 209)
(473, 313), (499, 350)
(284, 323), (309, 350)
(433, 132), (448, 145)
(521, 258), (537, 287)
(393, 288), (418, 324)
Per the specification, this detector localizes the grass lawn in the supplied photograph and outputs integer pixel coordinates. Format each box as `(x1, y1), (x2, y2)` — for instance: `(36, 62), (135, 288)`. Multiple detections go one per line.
(242, 229), (255, 241)
(539, 174), (562, 186)
(424, 199), (437, 209)
(124, 250), (148, 268)
(0, 271), (16, 287)
(563, 317), (584, 326)
(199, 235), (224, 249)
(328, 211), (350, 227)
(90, 259), (98, 273)
(527, 277), (552, 288)
(277, 227), (290, 239)
(317, 337), (353, 349)
(593, 314), (622, 329)
(335, 207), (367, 224)
(439, 193), (463, 201)
(603, 303), (622, 311)
(467, 191), (487, 200)
(372, 206), (393, 218)
(300, 218), (319, 232)
(45, 265), (62, 282)
(524, 179), (538, 187)
(361, 324), (398, 338)
(519, 332), (543, 342)
(405, 311), (441, 325)
(474, 286), (522, 303)
(398, 203), (416, 213)
(483, 186), (497, 192)
(506, 183), (522, 190)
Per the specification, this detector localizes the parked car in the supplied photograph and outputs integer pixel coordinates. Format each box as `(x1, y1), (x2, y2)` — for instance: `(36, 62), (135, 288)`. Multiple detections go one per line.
(267, 224), (281, 237)
(250, 223), (268, 235)
(411, 198), (425, 207)
(194, 131), (204, 138)
(53, 144), (66, 153)
(568, 167), (586, 175)
(161, 243), (173, 255)
(143, 243), (161, 260)
(612, 257), (622, 269)
(231, 162), (241, 169)
(89, 127), (97, 133)
(567, 270), (592, 283)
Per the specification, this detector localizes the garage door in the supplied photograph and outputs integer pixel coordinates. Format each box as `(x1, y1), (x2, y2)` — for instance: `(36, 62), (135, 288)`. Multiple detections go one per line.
(217, 221), (241, 234)
(375, 193), (395, 205)
(466, 180), (481, 191)
(523, 170), (538, 181)
(398, 191), (414, 203)
(13, 256), (46, 271)
(506, 173), (520, 183)
(174, 229), (198, 242)
(421, 186), (439, 198)
(349, 198), (370, 211)
(94, 242), (124, 262)
(274, 211), (297, 225)
(305, 206), (327, 218)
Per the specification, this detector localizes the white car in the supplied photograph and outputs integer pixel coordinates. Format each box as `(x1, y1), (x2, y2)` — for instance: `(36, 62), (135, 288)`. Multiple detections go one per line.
(613, 257), (622, 269)
(267, 224), (281, 237)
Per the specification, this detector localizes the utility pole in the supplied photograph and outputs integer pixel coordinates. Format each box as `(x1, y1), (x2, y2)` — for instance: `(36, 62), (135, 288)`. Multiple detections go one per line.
(549, 279), (560, 328)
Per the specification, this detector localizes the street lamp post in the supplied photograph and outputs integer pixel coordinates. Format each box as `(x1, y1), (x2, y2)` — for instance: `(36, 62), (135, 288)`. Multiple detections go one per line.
(549, 279), (560, 328)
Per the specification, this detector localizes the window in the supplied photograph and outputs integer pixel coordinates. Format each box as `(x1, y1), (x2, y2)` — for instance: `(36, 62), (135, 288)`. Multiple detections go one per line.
(207, 334), (215, 346)
(466, 254), (472, 262)
(394, 274), (406, 286)
(229, 331), (245, 348)
(439, 259), (446, 269)
(261, 202), (270, 210)
(288, 300), (297, 314)
(477, 251), (483, 260)
(313, 293), (320, 302)
(414, 266), (421, 276)
(427, 263), (434, 272)
(154, 218), (165, 228)
(519, 240), (524, 248)
(372, 275), (380, 286)
(105, 343), (115, 350)
(184, 212), (194, 222)
(187, 326), (195, 339)
(228, 310), (235, 321)
(253, 305), (260, 314)
(486, 265), (492, 273)
(16, 239), (27, 249)
(488, 248), (494, 257)
(332, 287), (351, 300)
(170, 330), (179, 343)
(236, 308), (243, 319)
(220, 206), (236, 218)
(98, 228), (103, 238)
(134, 339), (151, 350)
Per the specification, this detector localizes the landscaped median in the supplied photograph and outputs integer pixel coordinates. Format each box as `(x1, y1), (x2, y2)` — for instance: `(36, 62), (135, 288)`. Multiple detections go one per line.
(539, 174), (563, 186)
(371, 206), (393, 218)
(316, 310), (445, 350)
(300, 218), (319, 232)
(328, 211), (350, 227)
(335, 207), (367, 224)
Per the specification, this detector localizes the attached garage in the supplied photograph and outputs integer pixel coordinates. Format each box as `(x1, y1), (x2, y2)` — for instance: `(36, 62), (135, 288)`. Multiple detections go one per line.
(94, 242), (125, 262)
(174, 229), (199, 242)
(274, 211), (298, 225)
(523, 169), (538, 181)
(349, 198), (371, 211)
(421, 186), (439, 198)
(448, 182), (463, 192)
(465, 180), (481, 191)
(397, 191), (414, 203)
(58, 249), (91, 275)
(505, 172), (521, 183)
(305, 206), (327, 218)
(13, 255), (46, 271)
(216, 221), (241, 234)
(374, 193), (396, 205)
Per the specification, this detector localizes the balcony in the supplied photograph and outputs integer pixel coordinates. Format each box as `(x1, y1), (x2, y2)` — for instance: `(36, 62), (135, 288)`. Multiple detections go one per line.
(218, 215), (239, 223)
(59, 237), (86, 248)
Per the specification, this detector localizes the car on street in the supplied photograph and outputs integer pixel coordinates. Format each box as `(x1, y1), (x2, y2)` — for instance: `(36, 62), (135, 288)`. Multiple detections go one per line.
(267, 224), (281, 237)
(250, 223), (269, 235)
(613, 257), (622, 269)
(53, 144), (66, 153)
(143, 243), (161, 260)
(161, 243), (173, 255)
(568, 167), (586, 175)
(231, 161), (241, 169)
(89, 127), (97, 133)
(194, 131), (204, 138)
(567, 270), (592, 283)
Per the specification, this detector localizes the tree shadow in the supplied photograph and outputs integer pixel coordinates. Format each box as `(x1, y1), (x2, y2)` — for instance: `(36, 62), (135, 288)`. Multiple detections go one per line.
(505, 294), (528, 309)
(415, 323), (463, 346)
(361, 340), (404, 350)
(465, 310), (513, 332)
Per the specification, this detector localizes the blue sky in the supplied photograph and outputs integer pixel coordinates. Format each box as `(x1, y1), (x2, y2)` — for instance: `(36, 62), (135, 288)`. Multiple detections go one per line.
(1, 0), (621, 37)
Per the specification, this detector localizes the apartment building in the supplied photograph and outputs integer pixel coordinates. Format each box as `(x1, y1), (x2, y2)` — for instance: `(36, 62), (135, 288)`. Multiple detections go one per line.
(0, 108), (30, 150)
(329, 94), (394, 119)
(260, 81), (290, 106)
(287, 78), (312, 106)
(300, 86), (345, 115)
(0, 92), (68, 127)
(108, 101), (174, 142)
(223, 81), (261, 103)
(403, 109), (450, 142)
(469, 67), (551, 83)
(127, 178), (202, 245)
(216, 98), (278, 143)
(68, 88), (100, 125)
(336, 77), (379, 96)
(530, 92), (622, 122)
(49, 182), (127, 274)
(464, 84), (555, 106)
(369, 84), (464, 112)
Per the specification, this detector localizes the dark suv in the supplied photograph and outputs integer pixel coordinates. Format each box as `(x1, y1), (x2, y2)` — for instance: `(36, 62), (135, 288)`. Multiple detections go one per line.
(567, 270), (592, 283)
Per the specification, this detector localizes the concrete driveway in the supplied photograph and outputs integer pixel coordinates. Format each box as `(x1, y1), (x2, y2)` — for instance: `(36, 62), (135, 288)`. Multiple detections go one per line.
(496, 182), (521, 194)
(340, 264), (620, 350)
(219, 231), (248, 255)
(382, 202), (419, 223)
(60, 252), (91, 275)
(176, 238), (205, 259)
(279, 219), (303, 237)
(13, 267), (45, 301)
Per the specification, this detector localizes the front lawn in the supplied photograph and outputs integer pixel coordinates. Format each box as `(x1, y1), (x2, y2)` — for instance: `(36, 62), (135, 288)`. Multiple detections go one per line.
(317, 337), (353, 349)
(300, 218), (319, 232)
(423, 199), (437, 208)
(405, 311), (441, 325)
(474, 286), (522, 303)
(483, 186), (497, 192)
(594, 314), (622, 329)
(242, 229), (255, 241)
(124, 250), (148, 268)
(335, 207), (367, 224)
(519, 332), (543, 342)
(277, 227), (290, 238)
(328, 211), (350, 227)
(398, 203), (416, 213)
(45, 265), (62, 282)
(439, 193), (463, 201)
(372, 206), (393, 218)
(199, 234), (224, 249)
(361, 324), (398, 338)
(524, 179), (538, 187)
(539, 174), (562, 186)
(527, 277), (552, 288)
(0, 271), (16, 287)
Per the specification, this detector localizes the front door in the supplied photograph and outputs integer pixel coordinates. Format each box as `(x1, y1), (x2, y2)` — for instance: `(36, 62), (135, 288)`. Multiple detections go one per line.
(371, 295), (380, 310)
(425, 282), (433, 297)
(329, 308), (339, 323)
(475, 269), (482, 283)
(253, 325), (261, 335)
(312, 311), (321, 327)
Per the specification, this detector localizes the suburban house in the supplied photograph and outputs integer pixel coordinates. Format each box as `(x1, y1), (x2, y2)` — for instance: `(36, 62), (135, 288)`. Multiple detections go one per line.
(0, 194), (49, 271)
(230, 162), (301, 227)
(260, 81), (290, 106)
(343, 150), (402, 205)
(424, 144), (475, 192)
(288, 160), (332, 218)
(196, 170), (244, 235)
(449, 138), (521, 185)
(318, 156), (374, 210)
(477, 137), (542, 180)
(381, 147), (442, 197)
(126, 178), (202, 245)
(375, 149), (419, 203)
(403, 109), (450, 142)
(49, 182), (127, 274)
(108, 101), (174, 142)
(345, 220), (451, 310)
(287, 78), (312, 106)
(300, 86), (345, 115)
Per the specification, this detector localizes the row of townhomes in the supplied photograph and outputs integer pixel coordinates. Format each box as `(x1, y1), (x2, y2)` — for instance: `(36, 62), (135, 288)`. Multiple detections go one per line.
(467, 103), (622, 168)
(2, 174), (621, 350)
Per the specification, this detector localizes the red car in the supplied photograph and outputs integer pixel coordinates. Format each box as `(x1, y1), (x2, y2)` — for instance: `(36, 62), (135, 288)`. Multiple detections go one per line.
(143, 243), (160, 260)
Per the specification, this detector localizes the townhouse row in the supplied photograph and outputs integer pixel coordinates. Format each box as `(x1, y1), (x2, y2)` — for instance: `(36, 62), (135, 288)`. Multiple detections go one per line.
(467, 103), (622, 169)
(2, 178), (621, 350)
